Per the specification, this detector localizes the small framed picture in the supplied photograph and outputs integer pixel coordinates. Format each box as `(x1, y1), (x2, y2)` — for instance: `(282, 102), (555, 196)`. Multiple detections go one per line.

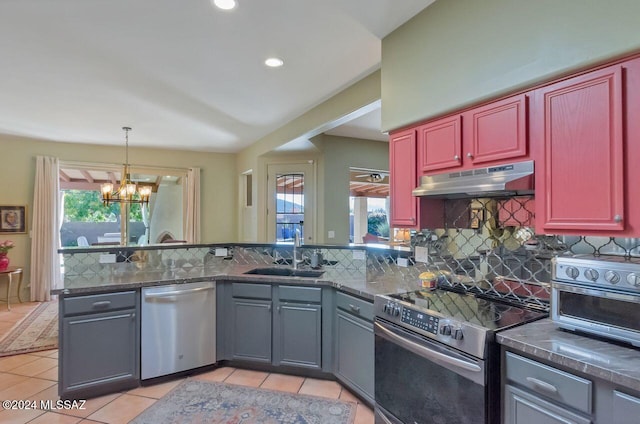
(0, 205), (27, 234)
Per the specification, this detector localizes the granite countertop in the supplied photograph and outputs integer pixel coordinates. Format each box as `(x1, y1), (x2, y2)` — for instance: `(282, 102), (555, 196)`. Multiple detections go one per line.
(55, 261), (423, 301)
(497, 319), (640, 393)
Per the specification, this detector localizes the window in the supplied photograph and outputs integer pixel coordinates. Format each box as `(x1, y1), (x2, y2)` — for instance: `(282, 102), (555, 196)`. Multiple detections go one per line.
(59, 163), (187, 246)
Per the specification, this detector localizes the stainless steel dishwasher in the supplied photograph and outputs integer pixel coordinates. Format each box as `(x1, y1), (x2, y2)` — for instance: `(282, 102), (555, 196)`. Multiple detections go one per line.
(141, 281), (216, 379)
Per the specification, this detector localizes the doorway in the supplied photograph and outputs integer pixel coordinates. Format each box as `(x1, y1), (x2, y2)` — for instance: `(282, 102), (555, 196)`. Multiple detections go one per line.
(267, 163), (316, 243)
(349, 168), (389, 243)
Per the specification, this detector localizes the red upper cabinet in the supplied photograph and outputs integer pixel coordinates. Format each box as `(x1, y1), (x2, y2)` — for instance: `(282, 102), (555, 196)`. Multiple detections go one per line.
(389, 129), (419, 228)
(532, 65), (625, 233)
(417, 94), (528, 176)
(462, 94), (528, 165)
(417, 115), (462, 173)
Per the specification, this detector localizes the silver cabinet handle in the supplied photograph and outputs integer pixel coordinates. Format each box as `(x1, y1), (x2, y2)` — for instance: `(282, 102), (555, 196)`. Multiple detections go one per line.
(349, 304), (361, 313)
(277, 306), (281, 313)
(92, 301), (111, 308)
(453, 155), (460, 161)
(467, 152), (473, 158)
(526, 377), (558, 394)
(268, 304), (272, 311)
(614, 214), (623, 223)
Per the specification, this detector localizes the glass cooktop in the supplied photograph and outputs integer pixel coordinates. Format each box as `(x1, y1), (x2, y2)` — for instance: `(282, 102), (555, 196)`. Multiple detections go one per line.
(386, 288), (547, 331)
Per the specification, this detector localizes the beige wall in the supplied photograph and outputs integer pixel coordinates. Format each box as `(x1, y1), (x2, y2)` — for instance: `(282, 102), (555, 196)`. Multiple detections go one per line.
(318, 135), (389, 244)
(236, 71), (382, 242)
(382, 0), (640, 132)
(0, 135), (237, 296)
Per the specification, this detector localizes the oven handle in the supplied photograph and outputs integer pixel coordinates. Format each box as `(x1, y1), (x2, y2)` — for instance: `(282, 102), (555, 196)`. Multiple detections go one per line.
(374, 321), (482, 373)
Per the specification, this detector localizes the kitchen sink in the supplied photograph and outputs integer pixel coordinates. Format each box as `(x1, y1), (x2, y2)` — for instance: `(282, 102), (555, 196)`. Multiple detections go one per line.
(244, 267), (325, 278)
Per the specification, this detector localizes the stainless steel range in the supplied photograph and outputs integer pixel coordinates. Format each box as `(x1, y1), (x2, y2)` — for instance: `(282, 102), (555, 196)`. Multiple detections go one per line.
(374, 287), (547, 424)
(552, 255), (640, 347)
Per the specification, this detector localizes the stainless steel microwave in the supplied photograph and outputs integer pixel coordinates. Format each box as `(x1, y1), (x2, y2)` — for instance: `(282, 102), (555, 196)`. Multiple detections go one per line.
(551, 282), (640, 347)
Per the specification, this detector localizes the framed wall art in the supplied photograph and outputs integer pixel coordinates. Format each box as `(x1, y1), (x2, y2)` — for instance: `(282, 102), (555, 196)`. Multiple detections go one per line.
(0, 205), (27, 234)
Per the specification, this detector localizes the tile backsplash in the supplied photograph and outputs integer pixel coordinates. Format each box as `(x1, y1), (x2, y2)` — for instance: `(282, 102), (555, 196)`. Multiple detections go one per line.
(60, 196), (639, 311)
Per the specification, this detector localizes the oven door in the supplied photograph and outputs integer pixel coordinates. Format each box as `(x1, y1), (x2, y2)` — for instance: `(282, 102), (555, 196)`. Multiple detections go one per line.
(552, 282), (640, 347)
(374, 319), (489, 424)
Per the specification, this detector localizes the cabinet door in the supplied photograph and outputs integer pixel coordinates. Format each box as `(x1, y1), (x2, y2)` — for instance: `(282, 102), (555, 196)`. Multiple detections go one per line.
(335, 310), (374, 404)
(464, 94), (528, 165)
(274, 303), (321, 369)
(504, 385), (591, 424)
(231, 299), (272, 363)
(61, 310), (138, 398)
(612, 390), (640, 424)
(389, 129), (418, 227)
(417, 115), (462, 173)
(533, 65), (624, 233)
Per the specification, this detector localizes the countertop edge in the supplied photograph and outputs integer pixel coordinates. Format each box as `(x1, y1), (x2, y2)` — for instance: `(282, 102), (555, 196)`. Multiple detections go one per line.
(497, 320), (640, 394)
(53, 272), (376, 301)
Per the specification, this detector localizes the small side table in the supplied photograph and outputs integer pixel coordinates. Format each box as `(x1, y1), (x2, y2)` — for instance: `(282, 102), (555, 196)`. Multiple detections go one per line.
(0, 267), (23, 311)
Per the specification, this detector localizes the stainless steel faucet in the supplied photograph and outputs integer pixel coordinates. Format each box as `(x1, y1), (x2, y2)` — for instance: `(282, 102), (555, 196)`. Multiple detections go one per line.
(293, 228), (303, 269)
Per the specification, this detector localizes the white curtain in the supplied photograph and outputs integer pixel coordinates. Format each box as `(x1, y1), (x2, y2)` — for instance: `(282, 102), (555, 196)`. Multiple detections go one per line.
(30, 156), (61, 301)
(185, 167), (201, 243)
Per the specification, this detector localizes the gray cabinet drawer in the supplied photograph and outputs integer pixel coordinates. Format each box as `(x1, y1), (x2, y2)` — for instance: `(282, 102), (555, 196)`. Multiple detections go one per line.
(506, 352), (592, 414)
(504, 384), (591, 424)
(63, 291), (137, 316)
(232, 283), (272, 299)
(336, 291), (373, 321)
(279, 285), (321, 303)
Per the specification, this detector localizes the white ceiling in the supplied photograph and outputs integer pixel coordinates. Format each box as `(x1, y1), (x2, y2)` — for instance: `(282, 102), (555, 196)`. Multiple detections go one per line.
(325, 107), (388, 142)
(0, 0), (434, 152)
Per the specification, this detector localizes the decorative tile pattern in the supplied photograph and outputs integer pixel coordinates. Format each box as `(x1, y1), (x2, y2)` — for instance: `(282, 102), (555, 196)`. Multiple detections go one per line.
(129, 380), (356, 424)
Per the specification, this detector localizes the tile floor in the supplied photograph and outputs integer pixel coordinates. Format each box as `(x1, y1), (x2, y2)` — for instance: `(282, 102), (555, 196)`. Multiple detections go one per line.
(0, 302), (374, 423)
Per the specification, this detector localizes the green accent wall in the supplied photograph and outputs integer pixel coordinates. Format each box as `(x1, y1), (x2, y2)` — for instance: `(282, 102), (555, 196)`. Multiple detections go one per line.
(382, 0), (640, 132)
(318, 135), (389, 244)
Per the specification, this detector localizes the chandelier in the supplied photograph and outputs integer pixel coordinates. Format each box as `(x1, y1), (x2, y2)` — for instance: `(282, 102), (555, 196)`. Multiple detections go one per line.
(100, 127), (152, 206)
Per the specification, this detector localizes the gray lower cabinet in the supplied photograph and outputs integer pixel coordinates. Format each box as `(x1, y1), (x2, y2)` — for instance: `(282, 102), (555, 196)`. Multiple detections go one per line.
(505, 384), (591, 424)
(274, 302), (321, 368)
(503, 349), (640, 424)
(60, 291), (139, 399)
(334, 292), (374, 404)
(231, 298), (272, 362)
(612, 391), (640, 424)
(227, 282), (323, 370)
(503, 351), (592, 424)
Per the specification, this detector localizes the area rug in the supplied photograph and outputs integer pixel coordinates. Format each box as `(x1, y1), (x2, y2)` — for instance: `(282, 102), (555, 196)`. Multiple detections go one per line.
(130, 380), (356, 424)
(0, 301), (58, 357)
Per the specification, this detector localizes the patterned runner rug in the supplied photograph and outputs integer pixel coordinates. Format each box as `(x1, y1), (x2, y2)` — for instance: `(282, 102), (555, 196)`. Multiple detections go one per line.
(131, 380), (356, 424)
(0, 301), (58, 357)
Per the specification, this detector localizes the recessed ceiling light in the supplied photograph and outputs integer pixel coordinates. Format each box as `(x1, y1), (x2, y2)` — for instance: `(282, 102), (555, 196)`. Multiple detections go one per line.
(213, 0), (237, 10)
(265, 57), (284, 68)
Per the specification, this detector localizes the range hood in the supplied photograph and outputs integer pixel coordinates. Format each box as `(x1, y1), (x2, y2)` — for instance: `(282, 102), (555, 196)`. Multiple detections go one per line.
(412, 160), (534, 198)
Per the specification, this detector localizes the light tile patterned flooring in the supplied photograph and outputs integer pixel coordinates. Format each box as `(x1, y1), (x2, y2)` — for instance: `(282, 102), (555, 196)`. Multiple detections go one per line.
(0, 302), (374, 423)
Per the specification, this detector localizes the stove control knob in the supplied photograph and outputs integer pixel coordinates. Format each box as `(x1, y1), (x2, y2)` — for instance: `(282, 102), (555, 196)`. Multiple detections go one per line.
(393, 306), (401, 317)
(584, 268), (599, 281)
(605, 270), (621, 284)
(451, 328), (464, 340)
(627, 273), (640, 287)
(439, 325), (452, 336)
(565, 266), (579, 279)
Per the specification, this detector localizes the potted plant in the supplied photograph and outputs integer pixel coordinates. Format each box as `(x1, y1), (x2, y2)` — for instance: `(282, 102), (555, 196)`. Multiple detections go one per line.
(0, 240), (14, 271)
